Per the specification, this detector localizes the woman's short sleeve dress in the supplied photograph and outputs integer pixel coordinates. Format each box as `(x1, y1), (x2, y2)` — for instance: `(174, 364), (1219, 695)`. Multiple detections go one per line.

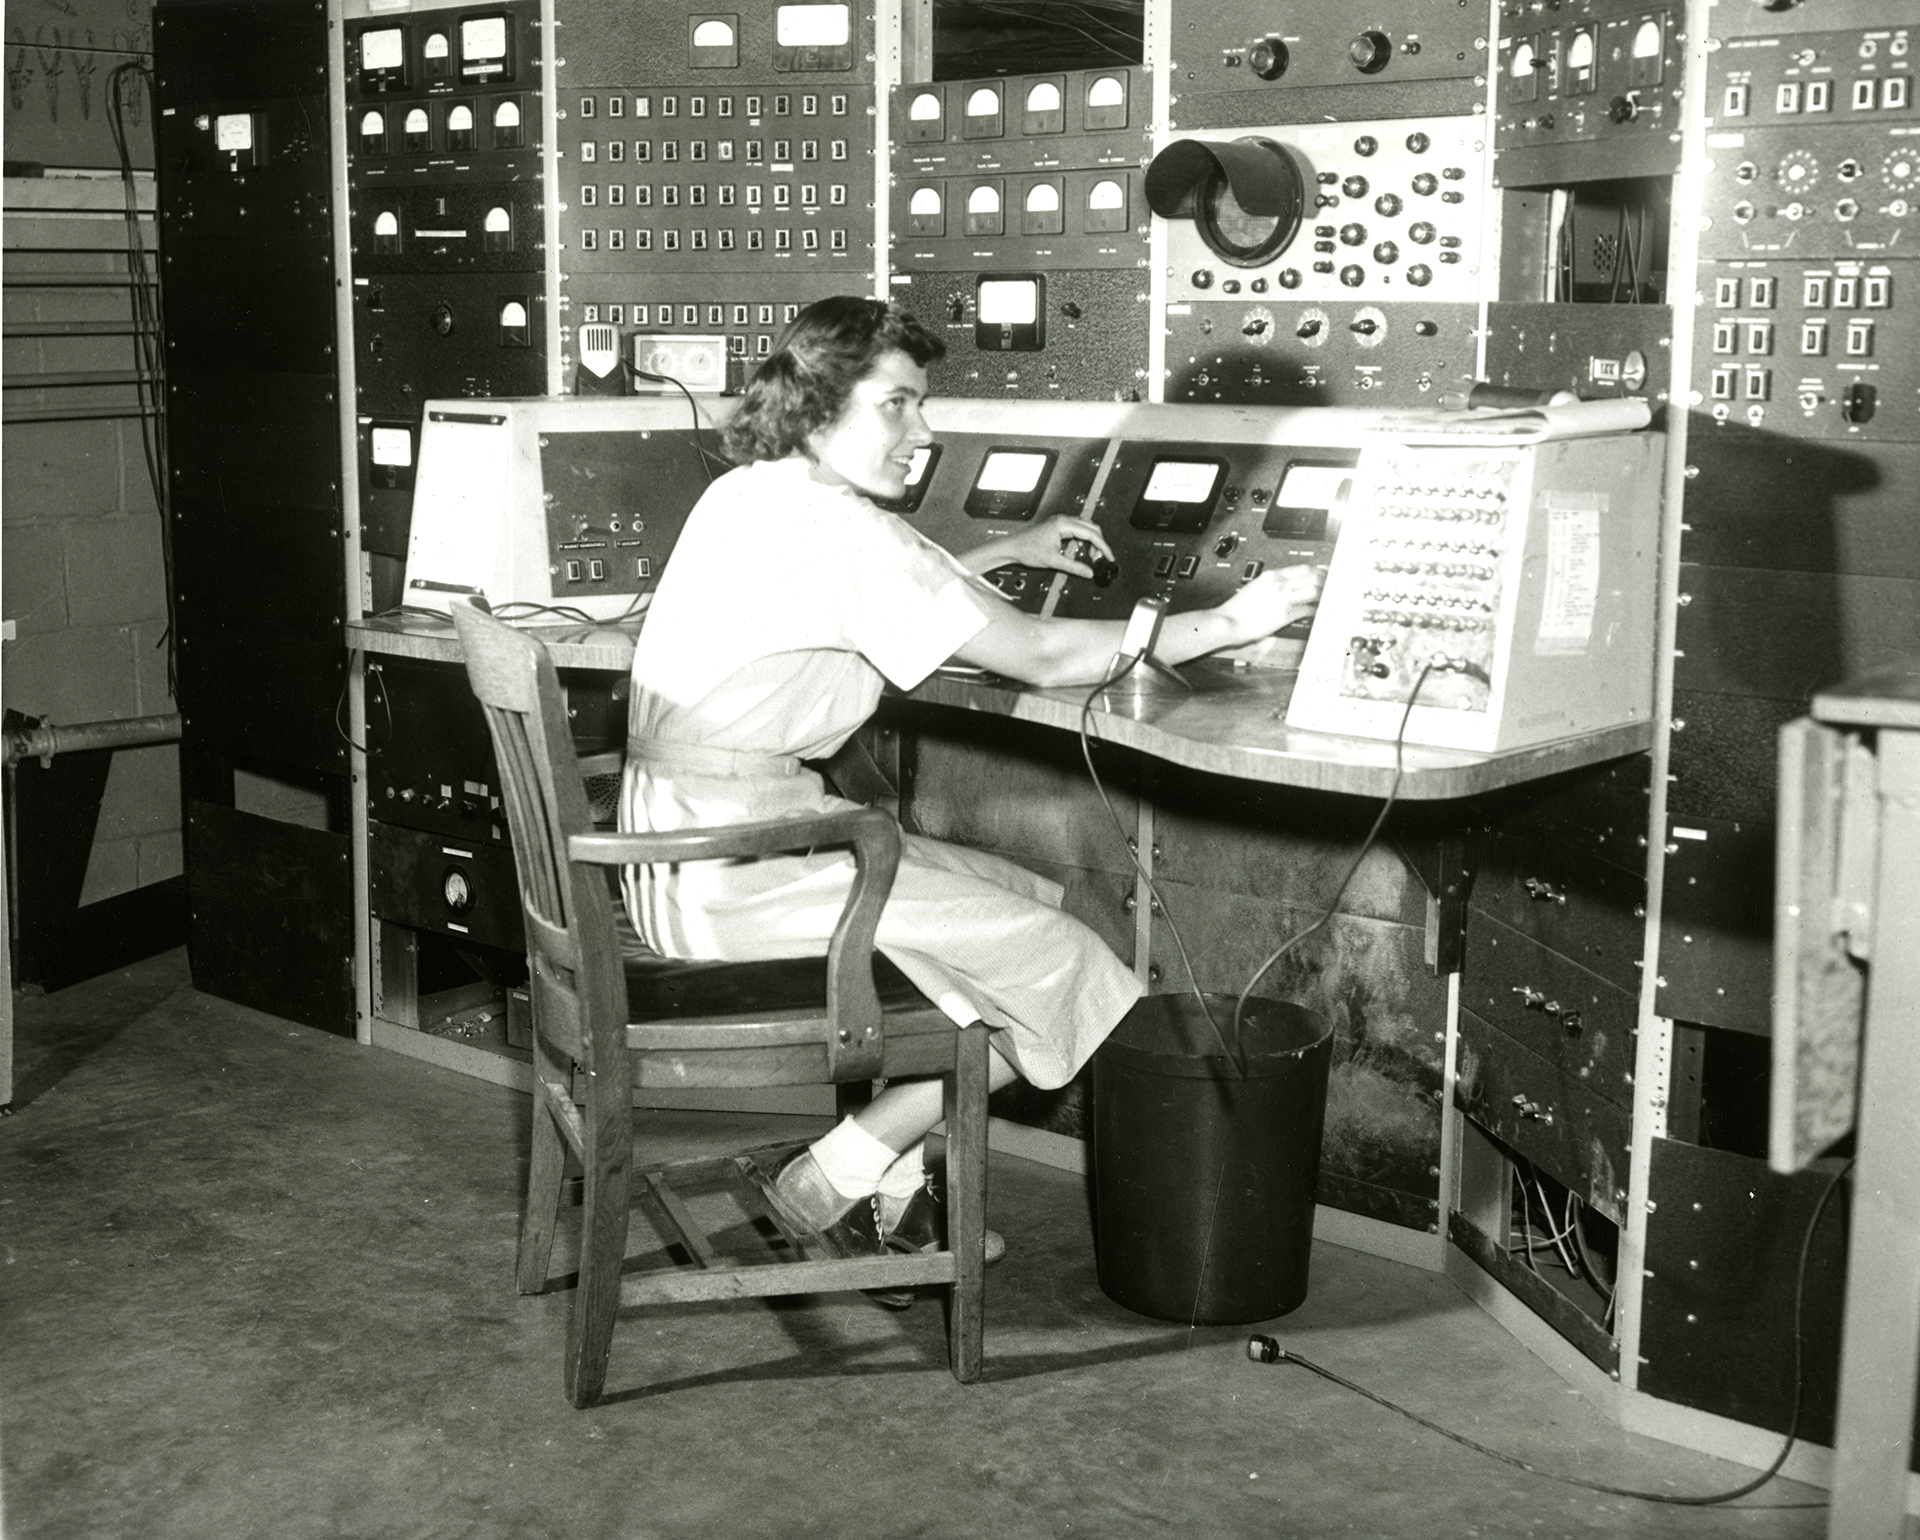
(617, 455), (1142, 1089)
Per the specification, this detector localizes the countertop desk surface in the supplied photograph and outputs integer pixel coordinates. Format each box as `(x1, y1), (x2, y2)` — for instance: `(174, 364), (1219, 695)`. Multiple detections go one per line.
(347, 613), (1653, 801)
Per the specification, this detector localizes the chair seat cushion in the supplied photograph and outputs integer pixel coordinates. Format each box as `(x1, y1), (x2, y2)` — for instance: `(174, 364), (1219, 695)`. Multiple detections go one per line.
(615, 909), (932, 1019)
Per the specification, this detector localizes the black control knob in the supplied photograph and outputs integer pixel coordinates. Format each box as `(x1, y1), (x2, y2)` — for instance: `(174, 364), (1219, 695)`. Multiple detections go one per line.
(1374, 193), (1403, 217)
(1841, 382), (1877, 424)
(1339, 265), (1365, 288)
(1349, 30), (1392, 74)
(1248, 36), (1290, 80)
(1339, 223), (1367, 245)
(1278, 268), (1303, 289)
(1406, 264), (1433, 286)
(1405, 131), (1430, 154)
(1408, 220), (1436, 244)
(1353, 135), (1379, 157)
(1214, 534), (1239, 558)
(1411, 172), (1439, 196)
(1608, 93), (1639, 123)
(1067, 539), (1119, 587)
(1191, 268), (1214, 289)
(1350, 317), (1379, 335)
(430, 302), (455, 336)
(1373, 241), (1399, 264)
(1342, 175), (1370, 199)
(1296, 318), (1323, 338)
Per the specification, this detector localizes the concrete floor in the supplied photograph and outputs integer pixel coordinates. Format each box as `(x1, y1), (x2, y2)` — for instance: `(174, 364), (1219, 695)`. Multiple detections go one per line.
(0, 950), (1866, 1540)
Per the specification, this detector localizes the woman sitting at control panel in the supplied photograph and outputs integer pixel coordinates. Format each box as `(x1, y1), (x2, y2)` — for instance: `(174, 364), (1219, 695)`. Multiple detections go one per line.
(619, 295), (1323, 1284)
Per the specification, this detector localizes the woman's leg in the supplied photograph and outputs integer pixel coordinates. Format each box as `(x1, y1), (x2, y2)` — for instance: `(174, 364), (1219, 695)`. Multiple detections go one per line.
(850, 1043), (1021, 1151)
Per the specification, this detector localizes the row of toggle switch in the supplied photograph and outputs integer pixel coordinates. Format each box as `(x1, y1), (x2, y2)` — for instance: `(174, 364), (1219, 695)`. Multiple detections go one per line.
(1712, 272), (1893, 310)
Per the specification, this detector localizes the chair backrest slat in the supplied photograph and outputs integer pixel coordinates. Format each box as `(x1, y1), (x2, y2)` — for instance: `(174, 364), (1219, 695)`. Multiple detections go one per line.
(452, 600), (630, 1088)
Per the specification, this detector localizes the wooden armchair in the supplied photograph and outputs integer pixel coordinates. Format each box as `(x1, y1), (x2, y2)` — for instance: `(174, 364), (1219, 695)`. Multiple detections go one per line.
(450, 597), (990, 1407)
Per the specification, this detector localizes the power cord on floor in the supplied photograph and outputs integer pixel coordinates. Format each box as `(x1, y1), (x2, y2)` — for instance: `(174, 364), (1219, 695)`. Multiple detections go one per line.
(1248, 1157), (1853, 1508)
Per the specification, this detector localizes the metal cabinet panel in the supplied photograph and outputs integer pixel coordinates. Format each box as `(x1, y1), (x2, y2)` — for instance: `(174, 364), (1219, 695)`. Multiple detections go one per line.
(369, 818), (526, 953)
(1461, 913), (1637, 1110)
(1456, 1008), (1632, 1223)
(1469, 832), (1646, 994)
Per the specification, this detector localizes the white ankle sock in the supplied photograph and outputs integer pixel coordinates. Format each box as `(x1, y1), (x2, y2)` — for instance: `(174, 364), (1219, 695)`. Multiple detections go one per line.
(877, 1140), (926, 1202)
(809, 1116), (900, 1199)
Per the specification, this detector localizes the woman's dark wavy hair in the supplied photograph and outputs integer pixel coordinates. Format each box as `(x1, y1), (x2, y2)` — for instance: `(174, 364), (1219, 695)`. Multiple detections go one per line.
(722, 296), (945, 465)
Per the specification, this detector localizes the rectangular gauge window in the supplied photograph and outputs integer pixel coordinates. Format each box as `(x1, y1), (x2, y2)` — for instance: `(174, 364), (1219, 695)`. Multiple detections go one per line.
(963, 447), (1057, 521)
(978, 279), (1036, 325)
(360, 27), (404, 70)
(370, 428), (413, 466)
(215, 113), (255, 151)
(460, 15), (511, 80)
(1262, 458), (1354, 539)
(368, 423), (416, 490)
(1129, 456), (1227, 533)
(357, 26), (408, 90)
(874, 444), (942, 515)
(773, 3), (851, 70)
(974, 275), (1045, 352)
(776, 4), (848, 45)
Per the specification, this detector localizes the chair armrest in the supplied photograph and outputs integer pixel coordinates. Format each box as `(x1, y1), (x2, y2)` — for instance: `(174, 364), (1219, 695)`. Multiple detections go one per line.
(568, 807), (898, 869)
(569, 807), (901, 1081)
(577, 750), (624, 778)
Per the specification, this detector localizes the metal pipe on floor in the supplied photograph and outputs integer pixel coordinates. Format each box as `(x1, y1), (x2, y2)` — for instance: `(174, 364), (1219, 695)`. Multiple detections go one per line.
(3, 712), (182, 769)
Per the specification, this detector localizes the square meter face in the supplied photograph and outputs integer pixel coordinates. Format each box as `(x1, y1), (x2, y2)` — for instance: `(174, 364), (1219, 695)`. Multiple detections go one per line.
(962, 446), (1057, 521)
(1128, 456), (1227, 533)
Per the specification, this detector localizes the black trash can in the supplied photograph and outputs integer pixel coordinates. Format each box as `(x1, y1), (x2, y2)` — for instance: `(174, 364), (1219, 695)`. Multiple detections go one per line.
(1091, 992), (1334, 1325)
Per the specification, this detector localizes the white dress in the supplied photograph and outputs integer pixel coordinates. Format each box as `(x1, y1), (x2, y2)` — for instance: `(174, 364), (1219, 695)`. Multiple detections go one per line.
(617, 455), (1144, 1089)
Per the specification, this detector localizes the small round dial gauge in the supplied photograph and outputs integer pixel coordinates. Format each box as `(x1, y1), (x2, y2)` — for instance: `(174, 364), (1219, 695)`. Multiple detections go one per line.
(443, 867), (473, 914)
(1883, 149), (1919, 191)
(1774, 149), (1819, 191)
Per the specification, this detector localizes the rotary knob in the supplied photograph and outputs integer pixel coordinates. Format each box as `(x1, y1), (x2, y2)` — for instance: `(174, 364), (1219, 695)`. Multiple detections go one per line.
(1248, 36), (1289, 80)
(1349, 30), (1392, 74)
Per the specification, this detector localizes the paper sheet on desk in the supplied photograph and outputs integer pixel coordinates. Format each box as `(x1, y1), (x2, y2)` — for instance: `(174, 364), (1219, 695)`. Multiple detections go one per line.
(405, 420), (511, 610)
(1385, 397), (1653, 444)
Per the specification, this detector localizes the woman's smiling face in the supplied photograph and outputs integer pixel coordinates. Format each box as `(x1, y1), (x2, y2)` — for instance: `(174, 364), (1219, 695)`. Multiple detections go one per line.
(804, 348), (933, 501)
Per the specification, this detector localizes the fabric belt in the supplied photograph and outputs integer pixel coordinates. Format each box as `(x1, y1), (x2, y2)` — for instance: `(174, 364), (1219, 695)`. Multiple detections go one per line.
(628, 739), (803, 779)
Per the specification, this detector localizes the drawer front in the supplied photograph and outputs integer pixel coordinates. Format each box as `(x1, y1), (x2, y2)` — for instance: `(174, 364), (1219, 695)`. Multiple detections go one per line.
(1461, 913), (1637, 1110)
(1470, 832), (1646, 993)
(1456, 1009), (1632, 1224)
(370, 819), (526, 952)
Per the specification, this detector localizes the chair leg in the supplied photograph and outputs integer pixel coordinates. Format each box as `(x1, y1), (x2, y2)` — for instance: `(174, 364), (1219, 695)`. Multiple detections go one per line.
(944, 1021), (990, 1384)
(517, 1075), (570, 1295)
(563, 1088), (634, 1409)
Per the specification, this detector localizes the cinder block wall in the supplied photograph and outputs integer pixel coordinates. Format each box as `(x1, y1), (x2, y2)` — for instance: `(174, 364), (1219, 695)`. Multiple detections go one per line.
(3, 0), (173, 909)
(2, 415), (178, 903)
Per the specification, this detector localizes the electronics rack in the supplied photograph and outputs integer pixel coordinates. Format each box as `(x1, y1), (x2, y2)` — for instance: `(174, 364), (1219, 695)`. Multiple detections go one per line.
(305, 0), (1920, 1482)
